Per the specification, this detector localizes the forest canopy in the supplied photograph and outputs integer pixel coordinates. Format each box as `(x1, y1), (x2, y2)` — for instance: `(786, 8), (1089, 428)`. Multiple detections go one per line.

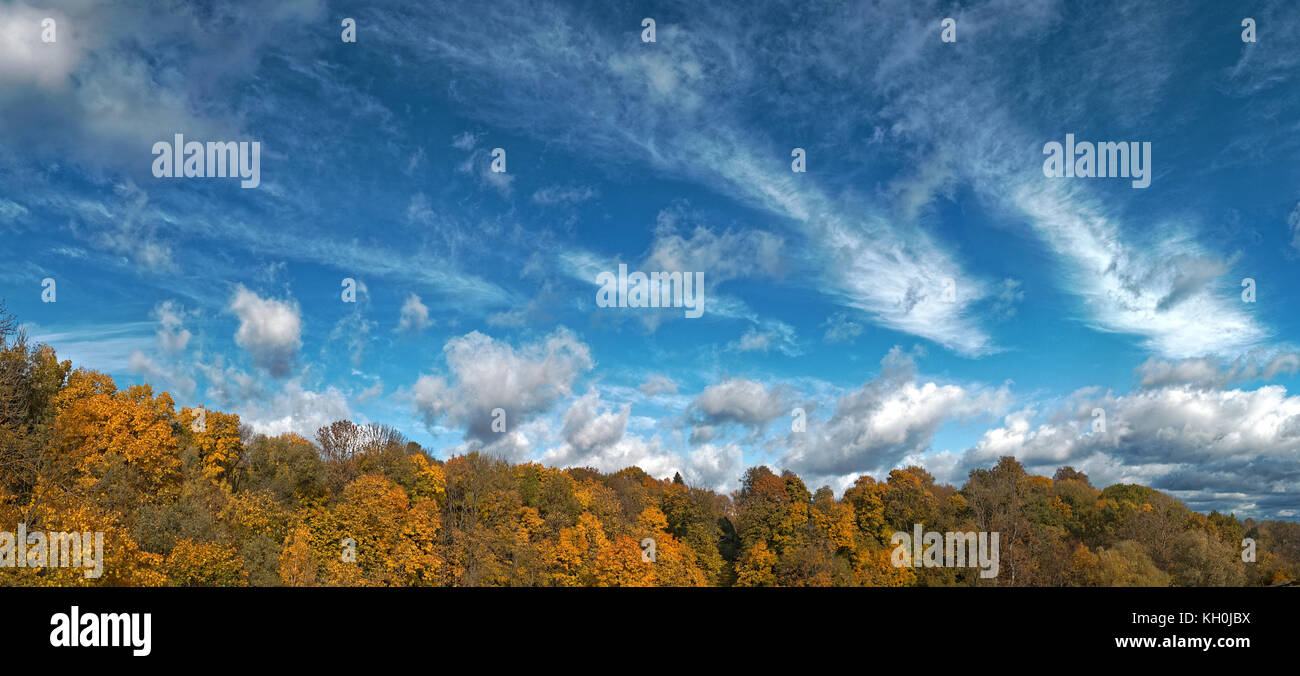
(2, 302), (1297, 587)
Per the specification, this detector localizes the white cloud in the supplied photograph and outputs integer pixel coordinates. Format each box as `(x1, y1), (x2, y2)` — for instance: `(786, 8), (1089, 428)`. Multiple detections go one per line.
(239, 379), (351, 440)
(395, 5), (998, 354)
(0, 198), (29, 223)
(561, 390), (629, 454)
(822, 312), (865, 344)
(128, 349), (196, 398)
(691, 378), (785, 427)
(412, 328), (593, 440)
(638, 374), (678, 396)
(683, 442), (744, 492)
(1135, 352), (1300, 390)
(0, 5), (83, 90)
(806, 1), (1270, 360)
(88, 182), (176, 273)
(397, 293), (432, 334)
(728, 320), (800, 356)
(541, 418), (686, 484)
(195, 355), (260, 408)
(541, 390), (633, 468)
(28, 321), (153, 376)
(405, 193), (436, 227)
(782, 348), (1011, 480)
(120, 301), (199, 398)
(956, 383), (1300, 517)
(532, 185), (597, 206)
(229, 285), (302, 378)
(0, 1), (322, 173)
(1003, 183), (1265, 359)
(646, 209), (785, 284)
(456, 146), (514, 198)
(152, 300), (191, 354)
(330, 305), (375, 368)
(450, 131), (478, 150)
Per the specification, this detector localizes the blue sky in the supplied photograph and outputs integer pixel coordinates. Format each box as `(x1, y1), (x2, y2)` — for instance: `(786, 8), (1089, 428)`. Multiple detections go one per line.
(2, 0), (1299, 518)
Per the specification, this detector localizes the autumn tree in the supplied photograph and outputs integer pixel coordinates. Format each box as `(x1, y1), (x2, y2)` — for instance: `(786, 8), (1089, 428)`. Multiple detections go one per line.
(2, 299), (1296, 590)
(1094, 541), (1171, 587)
(279, 523), (317, 587)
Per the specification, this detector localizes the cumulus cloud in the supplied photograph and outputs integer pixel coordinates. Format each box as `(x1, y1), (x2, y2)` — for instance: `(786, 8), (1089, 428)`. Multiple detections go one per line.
(412, 328), (593, 441)
(195, 355), (260, 408)
(238, 379), (351, 440)
(397, 293), (432, 334)
(956, 383), (1300, 517)
(0, 5), (82, 91)
(691, 378), (786, 428)
(229, 286), (302, 378)
(465, 423), (544, 463)
(683, 443), (745, 491)
(530, 385), (747, 487)
(782, 348), (1011, 482)
(562, 390), (630, 455)
(540, 393), (733, 487)
(1135, 352), (1300, 390)
(547, 432), (680, 479)
(542, 390), (633, 468)
(0, 0), (324, 173)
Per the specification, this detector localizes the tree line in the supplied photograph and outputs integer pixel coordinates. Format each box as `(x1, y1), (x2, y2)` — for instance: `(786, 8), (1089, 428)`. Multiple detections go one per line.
(2, 303), (1297, 587)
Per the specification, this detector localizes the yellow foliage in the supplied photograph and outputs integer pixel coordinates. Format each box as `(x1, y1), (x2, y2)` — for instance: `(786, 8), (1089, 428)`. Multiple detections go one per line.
(736, 541), (779, 587)
(813, 501), (857, 552)
(180, 407), (243, 483)
(52, 372), (182, 502)
(593, 535), (655, 587)
(166, 539), (246, 587)
(278, 523), (316, 587)
(547, 512), (607, 587)
(852, 545), (915, 587)
(394, 498), (443, 585)
(408, 454), (447, 504)
(224, 490), (289, 542)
